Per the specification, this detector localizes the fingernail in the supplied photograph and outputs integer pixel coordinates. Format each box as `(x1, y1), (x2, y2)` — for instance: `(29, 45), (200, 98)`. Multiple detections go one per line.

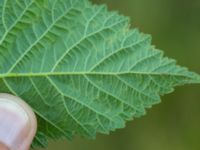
(0, 94), (37, 150)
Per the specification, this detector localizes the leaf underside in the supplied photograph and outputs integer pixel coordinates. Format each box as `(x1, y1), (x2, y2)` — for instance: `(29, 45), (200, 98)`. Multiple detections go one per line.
(0, 0), (199, 148)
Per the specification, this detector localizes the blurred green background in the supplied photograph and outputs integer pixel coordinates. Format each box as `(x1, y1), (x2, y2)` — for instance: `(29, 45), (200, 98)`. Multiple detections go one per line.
(38, 0), (200, 150)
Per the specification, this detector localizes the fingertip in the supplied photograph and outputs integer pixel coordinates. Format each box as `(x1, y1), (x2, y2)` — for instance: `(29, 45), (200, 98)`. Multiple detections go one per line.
(0, 93), (37, 150)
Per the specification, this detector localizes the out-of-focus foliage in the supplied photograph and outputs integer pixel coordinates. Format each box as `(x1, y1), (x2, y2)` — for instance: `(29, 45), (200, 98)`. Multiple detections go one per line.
(37, 0), (200, 150)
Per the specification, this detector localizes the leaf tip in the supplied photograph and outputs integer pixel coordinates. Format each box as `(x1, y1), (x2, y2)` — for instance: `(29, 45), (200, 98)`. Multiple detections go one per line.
(197, 75), (200, 83)
(188, 72), (200, 84)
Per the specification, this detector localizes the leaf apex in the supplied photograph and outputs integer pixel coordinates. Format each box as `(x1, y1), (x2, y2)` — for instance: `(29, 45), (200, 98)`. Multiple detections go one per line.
(188, 72), (200, 84)
(197, 75), (200, 83)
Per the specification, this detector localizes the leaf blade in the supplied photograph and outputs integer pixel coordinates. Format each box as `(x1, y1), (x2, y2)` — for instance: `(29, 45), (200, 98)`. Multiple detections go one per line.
(0, 0), (199, 148)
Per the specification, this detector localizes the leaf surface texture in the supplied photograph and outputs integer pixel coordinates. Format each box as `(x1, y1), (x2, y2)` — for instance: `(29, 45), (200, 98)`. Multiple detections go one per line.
(0, 0), (199, 147)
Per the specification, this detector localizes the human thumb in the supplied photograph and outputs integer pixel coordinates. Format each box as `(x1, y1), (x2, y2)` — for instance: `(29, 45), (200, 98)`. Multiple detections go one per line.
(0, 93), (37, 150)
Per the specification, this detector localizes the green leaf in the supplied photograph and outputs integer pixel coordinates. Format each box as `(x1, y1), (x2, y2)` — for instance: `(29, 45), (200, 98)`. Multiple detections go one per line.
(0, 0), (199, 147)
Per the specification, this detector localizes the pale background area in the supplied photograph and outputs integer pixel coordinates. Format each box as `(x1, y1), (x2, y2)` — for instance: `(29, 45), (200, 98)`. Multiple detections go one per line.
(36, 0), (200, 150)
